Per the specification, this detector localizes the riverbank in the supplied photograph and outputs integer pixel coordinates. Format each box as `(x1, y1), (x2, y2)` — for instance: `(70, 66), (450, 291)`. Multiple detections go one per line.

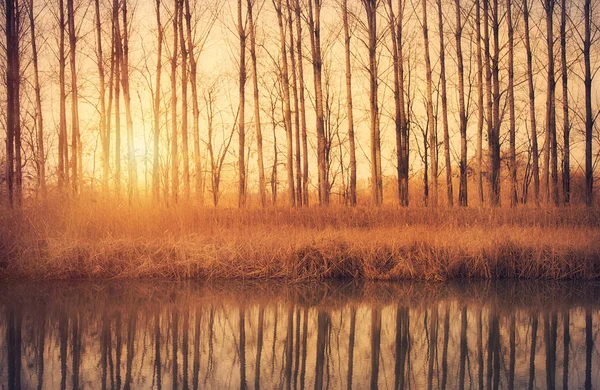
(1, 201), (599, 280)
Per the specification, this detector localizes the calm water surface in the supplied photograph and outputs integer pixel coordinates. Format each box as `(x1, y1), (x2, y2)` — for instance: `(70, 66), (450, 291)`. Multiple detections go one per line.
(0, 280), (598, 389)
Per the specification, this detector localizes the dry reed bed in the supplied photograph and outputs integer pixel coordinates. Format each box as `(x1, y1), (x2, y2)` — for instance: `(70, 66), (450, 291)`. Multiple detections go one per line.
(1, 202), (599, 280)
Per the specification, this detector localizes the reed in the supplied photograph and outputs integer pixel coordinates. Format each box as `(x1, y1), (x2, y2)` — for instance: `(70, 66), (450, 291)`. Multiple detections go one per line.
(1, 199), (599, 280)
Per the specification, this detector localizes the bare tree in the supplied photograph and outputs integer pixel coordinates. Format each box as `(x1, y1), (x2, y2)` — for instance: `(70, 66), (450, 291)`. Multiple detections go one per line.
(455, 0), (467, 206)
(475, 0), (484, 204)
(113, 0), (122, 198)
(489, 0), (501, 206)
(422, 0), (437, 207)
(68, 0), (80, 195)
(361, 0), (383, 206)
(524, 0), (539, 205)
(28, 0), (46, 197)
(247, 0), (266, 207)
(508, 0), (517, 206)
(286, 0), (302, 206)
(308, 0), (330, 205)
(543, 0), (558, 206)
(237, 0), (247, 207)
(560, 0), (570, 203)
(179, 0), (190, 202)
(584, 0), (593, 205)
(437, 0), (453, 206)
(385, 0), (408, 207)
(273, 0), (295, 207)
(152, 0), (164, 202)
(294, 0), (309, 205)
(343, 0), (357, 206)
(171, 0), (180, 203)
(5, 0), (21, 206)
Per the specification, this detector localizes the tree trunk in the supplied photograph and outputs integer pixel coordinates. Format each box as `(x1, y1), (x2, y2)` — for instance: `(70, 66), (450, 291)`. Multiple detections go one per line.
(343, 0), (356, 206)
(361, 0), (382, 205)
(153, 0), (163, 203)
(29, 0), (46, 197)
(94, 0), (109, 197)
(113, 0), (122, 199)
(286, 0), (302, 206)
(560, 0), (570, 204)
(179, 0), (190, 202)
(68, 0), (80, 195)
(247, 0), (266, 207)
(545, 0), (558, 206)
(524, 0), (539, 205)
(120, 0), (138, 203)
(171, 0), (179, 203)
(455, 0), (467, 206)
(437, 0), (453, 207)
(5, 0), (16, 205)
(475, 0), (484, 205)
(238, 0), (247, 207)
(59, 0), (69, 190)
(184, 0), (203, 205)
(490, 0), (501, 206)
(294, 0), (309, 206)
(308, 0), (329, 205)
(386, 0), (405, 207)
(584, 0), (593, 205)
(422, 0), (437, 207)
(274, 0), (296, 207)
(508, 0), (517, 206)
(483, 0), (494, 206)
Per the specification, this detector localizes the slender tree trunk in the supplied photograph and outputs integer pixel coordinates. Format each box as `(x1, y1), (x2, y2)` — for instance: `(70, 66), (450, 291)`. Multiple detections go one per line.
(179, 0), (189, 202)
(386, 0), (405, 207)
(286, 0), (302, 206)
(247, 0), (266, 207)
(361, 0), (382, 205)
(507, 0), (518, 206)
(483, 0), (494, 206)
(584, 0), (593, 205)
(238, 0), (247, 207)
(422, 0), (437, 207)
(153, 0), (163, 202)
(29, 0), (46, 197)
(5, 0), (16, 206)
(455, 0), (467, 206)
(436, 0), (452, 207)
(545, 0), (558, 206)
(476, 0), (484, 205)
(308, 0), (329, 205)
(58, 0), (69, 190)
(94, 0), (109, 196)
(184, 0), (203, 205)
(524, 0), (539, 205)
(120, 0), (138, 203)
(274, 0), (296, 207)
(68, 0), (80, 195)
(560, 0), (570, 204)
(398, 0), (409, 206)
(171, 0), (179, 203)
(113, 0), (122, 198)
(490, 0), (501, 206)
(294, 0), (309, 205)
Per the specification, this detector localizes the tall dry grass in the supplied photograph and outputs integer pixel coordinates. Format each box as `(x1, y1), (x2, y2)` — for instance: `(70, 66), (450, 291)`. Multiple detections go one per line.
(1, 197), (599, 280)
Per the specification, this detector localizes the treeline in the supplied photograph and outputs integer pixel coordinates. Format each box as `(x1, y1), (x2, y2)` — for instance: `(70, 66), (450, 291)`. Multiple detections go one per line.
(2, 0), (599, 208)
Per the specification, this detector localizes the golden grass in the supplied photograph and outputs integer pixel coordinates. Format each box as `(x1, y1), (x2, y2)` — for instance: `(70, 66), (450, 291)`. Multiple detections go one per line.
(1, 198), (599, 280)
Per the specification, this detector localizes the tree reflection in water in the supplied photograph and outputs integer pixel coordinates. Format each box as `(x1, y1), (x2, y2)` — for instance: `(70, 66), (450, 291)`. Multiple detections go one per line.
(1, 280), (599, 389)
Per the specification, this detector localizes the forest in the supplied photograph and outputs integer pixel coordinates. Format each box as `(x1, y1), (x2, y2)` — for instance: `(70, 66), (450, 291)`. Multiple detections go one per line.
(2, 0), (600, 280)
(1, 0), (597, 208)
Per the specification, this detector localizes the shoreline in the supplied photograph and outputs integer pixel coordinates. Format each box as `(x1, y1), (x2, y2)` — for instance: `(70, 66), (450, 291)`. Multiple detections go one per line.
(2, 205), (599, 281)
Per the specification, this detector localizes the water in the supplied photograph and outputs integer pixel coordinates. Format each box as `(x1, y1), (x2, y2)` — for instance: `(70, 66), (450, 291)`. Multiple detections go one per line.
(0, 280), (598, 389)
